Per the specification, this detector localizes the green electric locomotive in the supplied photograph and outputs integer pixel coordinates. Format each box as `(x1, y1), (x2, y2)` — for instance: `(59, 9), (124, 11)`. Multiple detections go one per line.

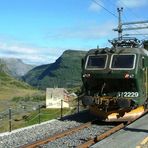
(81, 38), (148, 121)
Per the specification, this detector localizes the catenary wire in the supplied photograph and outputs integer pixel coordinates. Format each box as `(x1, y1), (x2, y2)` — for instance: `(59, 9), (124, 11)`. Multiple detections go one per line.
(91, 0), (118, 18)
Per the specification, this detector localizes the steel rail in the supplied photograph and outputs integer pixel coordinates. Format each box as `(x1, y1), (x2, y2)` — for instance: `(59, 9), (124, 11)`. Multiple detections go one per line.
(21, 109), (148, 148)
(21, 121), (94, 148)
(77, 123), (124, 148)
(77, 109), (148, 148)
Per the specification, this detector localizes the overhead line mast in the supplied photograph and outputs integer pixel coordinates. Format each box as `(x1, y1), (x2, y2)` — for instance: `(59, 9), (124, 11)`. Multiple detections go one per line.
(117, 8), (123, 40)
(114, 8), (148, 40)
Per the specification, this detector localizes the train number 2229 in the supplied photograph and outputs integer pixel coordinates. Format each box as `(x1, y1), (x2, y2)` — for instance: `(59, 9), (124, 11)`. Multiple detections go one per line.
(118, 92), (139, 97)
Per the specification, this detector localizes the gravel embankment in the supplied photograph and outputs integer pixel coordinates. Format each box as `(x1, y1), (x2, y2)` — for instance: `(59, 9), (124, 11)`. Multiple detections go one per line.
(0, 110), (96, 148)
(0, 119), (81, 148)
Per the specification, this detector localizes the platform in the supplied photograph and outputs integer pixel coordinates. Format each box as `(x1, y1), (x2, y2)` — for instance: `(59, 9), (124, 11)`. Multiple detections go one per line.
(91, 113), (148, 148)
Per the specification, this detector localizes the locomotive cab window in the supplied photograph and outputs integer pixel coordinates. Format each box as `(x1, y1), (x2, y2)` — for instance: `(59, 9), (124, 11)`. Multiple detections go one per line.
(111, 54), (136, 69)
(85, 55), (107, 69)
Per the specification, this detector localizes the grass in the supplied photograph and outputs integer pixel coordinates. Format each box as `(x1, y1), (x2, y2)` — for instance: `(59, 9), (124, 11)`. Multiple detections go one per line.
(0, 88), (40, 100)
(0, 74), (37, 101)
(0, 88), (43, 112)
(0, 71), (78, 133)
(0, 108), (74, 133)
(12, 94), (45, 102)
(0, 71), (44, 112)
(26, 108), (71, 126)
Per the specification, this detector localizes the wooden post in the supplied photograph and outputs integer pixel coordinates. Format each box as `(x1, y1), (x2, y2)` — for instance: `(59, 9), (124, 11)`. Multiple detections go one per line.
(38, 105), (41, 124)
(9, 108), (12, 132)
(61, 99), (63, 119)
(77, 97), (80, 113)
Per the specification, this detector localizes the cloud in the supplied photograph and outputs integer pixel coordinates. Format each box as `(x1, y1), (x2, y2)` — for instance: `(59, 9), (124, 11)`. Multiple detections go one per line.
(46, 21), (116, 40)
(0, 41), (59, 65)
(20, 54), (57, 65)
(0, 20), (117, 65)
(88, 0), (103, 12)
(0, 42), (37, 54)
(117, 0), (148, 8)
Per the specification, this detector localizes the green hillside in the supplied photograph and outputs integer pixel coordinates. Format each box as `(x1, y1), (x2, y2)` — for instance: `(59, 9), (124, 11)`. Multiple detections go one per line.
(0, 63), (39, 101)
(23, 50), (87, 89)
(144, 40), (148, 50)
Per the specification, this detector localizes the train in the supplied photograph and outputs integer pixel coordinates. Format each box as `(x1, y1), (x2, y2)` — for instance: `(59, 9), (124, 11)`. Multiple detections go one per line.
(81, 37), (148, 121)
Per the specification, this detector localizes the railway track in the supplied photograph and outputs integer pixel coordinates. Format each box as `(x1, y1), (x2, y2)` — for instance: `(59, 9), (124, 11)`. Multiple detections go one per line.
(78, 108), (148, 148)
(21, 109), (148, 148)
(22, 120), (116, 148)
(22, 121), (93, 148)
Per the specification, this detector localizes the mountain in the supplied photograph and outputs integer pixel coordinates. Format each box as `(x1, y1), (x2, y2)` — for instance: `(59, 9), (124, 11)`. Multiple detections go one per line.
(0, 62), (35, 99)
(0, 58), (34, 78)
(23, 50), (87, 89)
(0, 71), (32, 90)
(0, 60), (10, 73)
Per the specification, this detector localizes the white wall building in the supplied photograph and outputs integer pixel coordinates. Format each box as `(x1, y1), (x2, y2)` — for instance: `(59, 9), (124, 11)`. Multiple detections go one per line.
(46, 88), (70, 108)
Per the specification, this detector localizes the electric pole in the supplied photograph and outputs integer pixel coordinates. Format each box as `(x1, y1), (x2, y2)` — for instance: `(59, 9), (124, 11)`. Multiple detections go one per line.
(117, 7), (123, 40)
(113, 8), (148, 39)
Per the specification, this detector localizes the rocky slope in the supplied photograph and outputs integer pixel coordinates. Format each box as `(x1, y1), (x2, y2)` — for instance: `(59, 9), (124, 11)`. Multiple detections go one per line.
(0, 58), (34, 78)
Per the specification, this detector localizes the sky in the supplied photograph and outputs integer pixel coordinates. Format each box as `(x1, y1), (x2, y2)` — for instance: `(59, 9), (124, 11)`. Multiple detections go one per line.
(0, 0), (148, 65)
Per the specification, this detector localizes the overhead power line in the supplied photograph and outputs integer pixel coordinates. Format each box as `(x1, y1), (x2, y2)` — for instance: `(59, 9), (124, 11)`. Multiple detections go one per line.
(122, 20), (148, 25)
(91, 0), (117, 18)
(118, 0), (144, 21)
(113, 8), (148, 39)
(118, 0), (148, 34)
(123, 33), (148, 36)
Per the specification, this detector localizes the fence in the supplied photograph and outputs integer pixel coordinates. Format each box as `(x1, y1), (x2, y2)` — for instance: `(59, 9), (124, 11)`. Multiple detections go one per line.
(0, 98), (84, 133)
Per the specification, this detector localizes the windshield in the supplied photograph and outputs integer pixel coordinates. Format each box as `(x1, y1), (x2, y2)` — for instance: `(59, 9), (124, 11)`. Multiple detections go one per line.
(86, 55), (107, 69)
(111, 54), (135, 69)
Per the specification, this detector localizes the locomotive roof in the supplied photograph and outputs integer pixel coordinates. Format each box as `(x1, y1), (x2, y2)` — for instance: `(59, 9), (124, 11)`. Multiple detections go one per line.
(86, 47), (148, 57)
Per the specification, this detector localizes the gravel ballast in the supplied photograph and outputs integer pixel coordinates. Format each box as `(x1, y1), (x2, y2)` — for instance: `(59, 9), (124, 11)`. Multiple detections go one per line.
(0, 119), (81, 148)
(41, 124), (114, 148)
(0, 111), (95, 148)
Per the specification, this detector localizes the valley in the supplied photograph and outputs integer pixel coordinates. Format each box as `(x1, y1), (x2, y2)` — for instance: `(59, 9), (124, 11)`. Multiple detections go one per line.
(0, 50), (85, 132)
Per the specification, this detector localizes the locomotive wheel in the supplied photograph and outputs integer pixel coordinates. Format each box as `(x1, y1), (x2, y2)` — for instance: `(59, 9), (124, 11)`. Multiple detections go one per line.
(82, 96), (94, 106)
